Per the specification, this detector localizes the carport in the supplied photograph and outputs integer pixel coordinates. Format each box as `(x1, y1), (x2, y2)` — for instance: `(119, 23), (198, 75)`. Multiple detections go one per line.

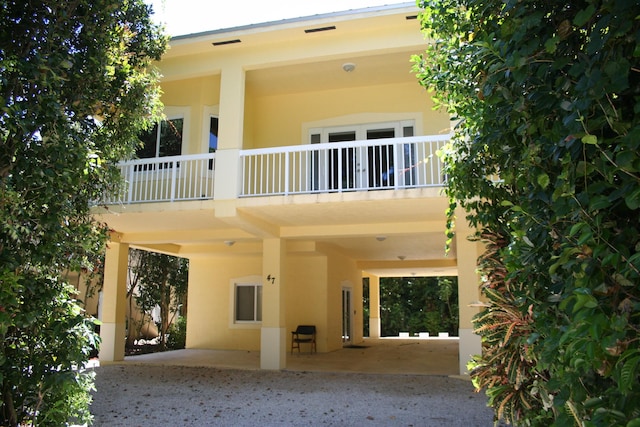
(113, 337), (462, 376)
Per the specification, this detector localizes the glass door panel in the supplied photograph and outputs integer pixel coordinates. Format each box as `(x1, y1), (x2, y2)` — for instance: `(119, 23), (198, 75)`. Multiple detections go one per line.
(366, 128), (395, 188)
(309, 121), (414, 191)
(328, 131), (356, 190)
(342, 287), (352, 345)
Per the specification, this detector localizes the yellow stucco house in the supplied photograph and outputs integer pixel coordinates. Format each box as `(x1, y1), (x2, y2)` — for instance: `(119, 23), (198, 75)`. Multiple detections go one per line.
(94, 2), (483, 375)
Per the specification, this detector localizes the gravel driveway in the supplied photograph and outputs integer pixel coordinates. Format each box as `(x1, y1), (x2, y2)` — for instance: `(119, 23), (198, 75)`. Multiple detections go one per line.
(90, 364), (498, 426)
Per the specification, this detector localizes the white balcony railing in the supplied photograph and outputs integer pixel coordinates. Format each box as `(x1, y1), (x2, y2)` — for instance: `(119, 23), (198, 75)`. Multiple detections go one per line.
(240, 135), (449, 196)
(102, 153), (216, 204)
(102, 135), (449, 204)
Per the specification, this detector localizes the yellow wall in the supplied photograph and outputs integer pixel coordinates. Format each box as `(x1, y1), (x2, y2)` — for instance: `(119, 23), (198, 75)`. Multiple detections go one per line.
(324, 244), (363, 351)
(186, 255), (262, 351)
(285, 253), (328, 351)
(185, 243), (365, 354)
(160, 75), (450, 154)
(161, 75), (221, 107)
(161, 76), (222, 155)
(248, 82), (449, 149)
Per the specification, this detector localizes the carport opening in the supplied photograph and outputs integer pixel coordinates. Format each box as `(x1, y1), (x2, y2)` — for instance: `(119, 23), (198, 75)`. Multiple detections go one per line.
(363, 276), (459, 337)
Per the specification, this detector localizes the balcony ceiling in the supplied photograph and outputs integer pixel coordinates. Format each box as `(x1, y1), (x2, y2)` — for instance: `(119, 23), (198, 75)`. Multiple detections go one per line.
(246, 49), (421, 97)
(96, 189), (458, 278)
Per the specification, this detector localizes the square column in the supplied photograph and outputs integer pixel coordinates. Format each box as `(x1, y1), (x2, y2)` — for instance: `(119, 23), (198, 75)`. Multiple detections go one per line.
(214, 63), (245, 200)
(366, 274), (381, 338)
(260, 238), (286, 369)
(456, 210), (483, 375)
(99, 240), (129, 362)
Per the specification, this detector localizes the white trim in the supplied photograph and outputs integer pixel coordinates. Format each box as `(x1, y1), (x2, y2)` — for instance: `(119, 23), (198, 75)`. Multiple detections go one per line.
(202, 105), (220, 153)
(307, 120), (416, 191)
(341, 282), (353, 346)
(163, 106), (190, 156)
(228, 275), (262, 329)
(302, 112), (423, 144)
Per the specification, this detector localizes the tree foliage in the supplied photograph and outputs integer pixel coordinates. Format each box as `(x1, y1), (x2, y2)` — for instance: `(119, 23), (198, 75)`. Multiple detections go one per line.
(0, 0), (166, 425)
(415, 0), (640, 425)
(379, 277), (458, 336)
(130, 249), (188, 350)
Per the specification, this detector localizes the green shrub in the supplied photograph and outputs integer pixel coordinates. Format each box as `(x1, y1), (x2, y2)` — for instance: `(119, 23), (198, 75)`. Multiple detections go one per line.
(415, 0), (640, 424)
(166, 316), (187, 350)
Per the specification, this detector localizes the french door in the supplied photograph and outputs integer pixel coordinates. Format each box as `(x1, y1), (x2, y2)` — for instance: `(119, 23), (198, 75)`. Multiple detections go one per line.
(310, 121), (414, 191)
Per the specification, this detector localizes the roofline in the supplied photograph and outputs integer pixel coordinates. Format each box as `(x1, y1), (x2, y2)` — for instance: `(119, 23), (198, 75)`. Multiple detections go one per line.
(170, 2), (418, 41)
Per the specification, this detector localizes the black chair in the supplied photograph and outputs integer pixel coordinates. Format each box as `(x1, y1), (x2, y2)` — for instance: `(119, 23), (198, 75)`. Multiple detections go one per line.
(291, 325), (317, 354)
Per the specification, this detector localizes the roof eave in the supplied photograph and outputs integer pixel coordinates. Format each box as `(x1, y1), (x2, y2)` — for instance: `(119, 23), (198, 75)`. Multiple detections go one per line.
(169, 2), (418, 43)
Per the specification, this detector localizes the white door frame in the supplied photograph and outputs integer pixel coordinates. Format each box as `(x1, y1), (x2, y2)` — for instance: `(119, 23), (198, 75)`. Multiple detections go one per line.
(309, 121), (413, 190)
(342, 286), (353, 346)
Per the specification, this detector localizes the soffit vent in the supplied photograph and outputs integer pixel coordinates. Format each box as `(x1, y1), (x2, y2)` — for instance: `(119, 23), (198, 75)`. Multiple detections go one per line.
(212, 39), (242, 46)
(405, 15), (418, 20)
(304, 25), (336, 34)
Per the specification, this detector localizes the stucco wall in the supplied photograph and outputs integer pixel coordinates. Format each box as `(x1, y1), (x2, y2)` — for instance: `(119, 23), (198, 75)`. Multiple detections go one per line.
(185, 243), (364, 354)
(285, 253), (328, 351)
(161, 76), (222, 155)
(158, 76), (450, 155)
(247, 81), (449, 149)
(186, 255), (262, 351)
(323, 244), (363, 351)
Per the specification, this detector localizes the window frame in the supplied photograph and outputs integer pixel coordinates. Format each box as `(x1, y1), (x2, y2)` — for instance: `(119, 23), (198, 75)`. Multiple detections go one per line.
(137, 106), (190, 160)
(229, 276), (263, 328)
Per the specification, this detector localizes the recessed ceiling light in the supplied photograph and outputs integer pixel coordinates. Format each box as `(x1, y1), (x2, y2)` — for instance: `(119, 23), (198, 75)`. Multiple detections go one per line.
(342, 62), (356, 72)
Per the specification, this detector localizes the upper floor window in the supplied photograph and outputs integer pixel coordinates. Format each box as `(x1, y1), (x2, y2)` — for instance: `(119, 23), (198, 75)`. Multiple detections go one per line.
(137, 118), (184, 159)
(209, 116), (218, 153)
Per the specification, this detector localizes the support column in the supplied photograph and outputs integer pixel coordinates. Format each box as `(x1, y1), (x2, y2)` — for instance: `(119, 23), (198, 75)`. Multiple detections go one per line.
(367, 274), (381, 338)
(260, 238), (286, 369)
(99, 239), (129, 362)
(456, 209), (483, 375)
(214, 63), (245, 200)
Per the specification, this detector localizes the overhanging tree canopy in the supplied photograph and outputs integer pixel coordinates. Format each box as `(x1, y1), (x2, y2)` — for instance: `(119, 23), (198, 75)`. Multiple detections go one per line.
(415, 0), (640, 425)
(0, 1), (167, 425)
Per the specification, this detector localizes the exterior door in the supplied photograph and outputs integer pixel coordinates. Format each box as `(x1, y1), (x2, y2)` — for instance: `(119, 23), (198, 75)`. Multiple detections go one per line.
(342, 287), (352, 346)
(328, 130), (360, 190)
(310, 121), (413, 191)
(366, 128), (395, 188)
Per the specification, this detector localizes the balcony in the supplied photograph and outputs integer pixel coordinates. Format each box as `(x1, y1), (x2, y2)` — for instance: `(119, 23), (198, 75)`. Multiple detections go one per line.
(103, 135), (449, 205)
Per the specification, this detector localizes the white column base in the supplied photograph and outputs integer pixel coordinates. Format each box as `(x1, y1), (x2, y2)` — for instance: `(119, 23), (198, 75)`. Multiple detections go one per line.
(260, 327), (286, 370)
(99, 322), (126, 362)
(369, 318), (381, 338)
(458, 328), (482, 376)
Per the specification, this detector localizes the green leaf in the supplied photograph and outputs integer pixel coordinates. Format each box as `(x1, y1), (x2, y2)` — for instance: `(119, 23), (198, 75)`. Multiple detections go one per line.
(573, 5), (596, 27)
(624, 187), (640, 210)
(569, 222), (585, 237)
(612, 273), (634, 288)
(627, 418), (640, 427)
(544, 36), (559, 53)
(619, 355), (640, 392)
(589, 195), (610, 211)
(582, 134), (598, 145)
(537, 173), (550, 189)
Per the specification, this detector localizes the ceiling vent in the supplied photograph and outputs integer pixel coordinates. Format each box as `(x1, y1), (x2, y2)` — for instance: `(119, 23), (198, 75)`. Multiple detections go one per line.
(304, 25), (336, 34)
(212, 39), (241, 46)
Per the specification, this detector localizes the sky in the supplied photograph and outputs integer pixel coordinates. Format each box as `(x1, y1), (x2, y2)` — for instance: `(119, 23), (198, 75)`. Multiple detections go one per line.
(145, 0), (409, 36)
